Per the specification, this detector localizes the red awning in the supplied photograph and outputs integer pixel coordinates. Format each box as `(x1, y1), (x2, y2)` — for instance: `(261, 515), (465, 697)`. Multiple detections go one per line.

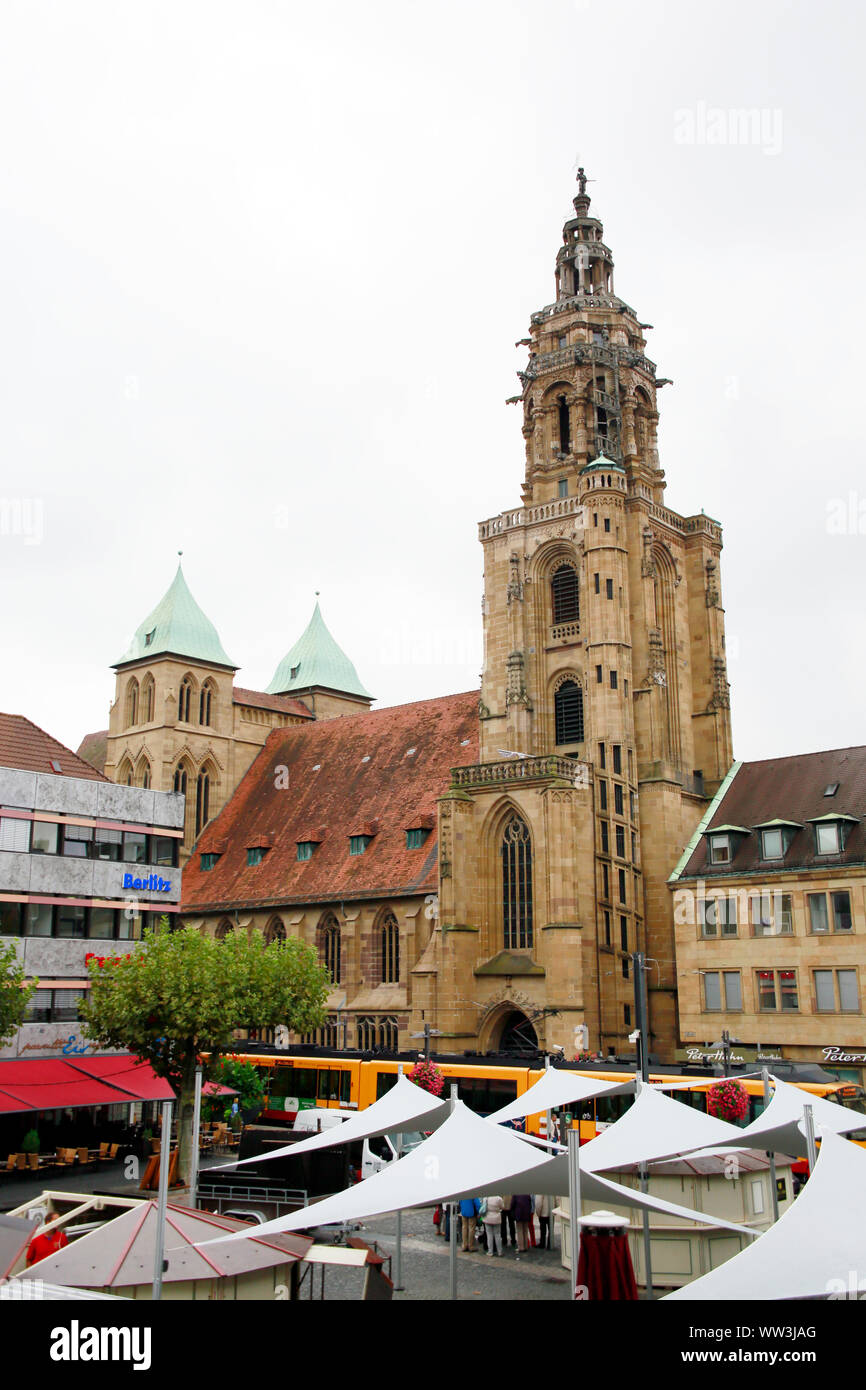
(0, 1056), (176, 1114)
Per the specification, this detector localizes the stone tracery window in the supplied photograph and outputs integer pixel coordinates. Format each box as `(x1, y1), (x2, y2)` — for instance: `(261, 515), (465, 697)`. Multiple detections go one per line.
(502, 815), (533, 950)
(319, 913), (341, 984)
(380, 911), (400, 985)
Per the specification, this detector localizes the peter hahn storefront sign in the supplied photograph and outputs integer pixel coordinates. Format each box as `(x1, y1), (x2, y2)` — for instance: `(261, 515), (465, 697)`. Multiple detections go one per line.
(121, 873), (172, 892)
(675, 1047), (783, 1065)
(822, 1046), (866, 1065)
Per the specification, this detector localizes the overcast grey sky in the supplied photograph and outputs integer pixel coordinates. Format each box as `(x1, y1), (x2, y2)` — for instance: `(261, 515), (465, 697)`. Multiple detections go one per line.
(1, 0), (864, 763)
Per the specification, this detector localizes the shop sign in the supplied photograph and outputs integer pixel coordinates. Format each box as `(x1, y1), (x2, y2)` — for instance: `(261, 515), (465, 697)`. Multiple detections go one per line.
(822, 1046), (866, 1065)
(122, 873), (172, 892)
(675, 1046), (783, 1065)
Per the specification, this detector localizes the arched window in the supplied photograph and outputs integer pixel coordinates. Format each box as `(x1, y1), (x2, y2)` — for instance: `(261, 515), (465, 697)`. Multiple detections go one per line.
(557, 394), (571, 453)
(501, 815), (533, 950)
(357, 1016), (377, 1051)
(215, 920), (234, 940)
(196, 769), (211, 836)
(173, 764), (188, 796)
(554, 679), (585, 745)
(379, 1016), (399, 1051)
(319, 913), (341, 984)
(551, 565), (580, 625)
(125, 679), (139, 729)
(266, 917), (286, 947)
(199, 680), (214, 726)
(141, 675), (155, 724)
(138, 759), (151, 789)
(178, 677), (193, 723)
(117, 756), (134, 787)
(380, 911), (400, 985)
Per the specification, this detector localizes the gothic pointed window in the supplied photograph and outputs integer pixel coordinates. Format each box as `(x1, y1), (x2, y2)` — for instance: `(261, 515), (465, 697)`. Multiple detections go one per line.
(380, 911), (400, 984)
(555, 679), (584, 745)
(266, 917), (286, 947)
(125, 679), (139, 729)
(195, 769), (210, 836)
(140, 675), (155, 724)
(551, 565), (579, 625)
(215, 919), (234, 940)
(178, 677), (193, 723)
(319, 913), (341, 984)
(501, 815), (533, 949)
(173, 765), (188, 797)
(199, 680), (214, 726)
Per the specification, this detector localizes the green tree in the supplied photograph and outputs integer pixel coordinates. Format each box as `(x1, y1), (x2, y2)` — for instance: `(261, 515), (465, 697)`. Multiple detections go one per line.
(80, 924), (329, 1185)
(203, 1057), (265, 1123)
(0, 940), (37, 1047)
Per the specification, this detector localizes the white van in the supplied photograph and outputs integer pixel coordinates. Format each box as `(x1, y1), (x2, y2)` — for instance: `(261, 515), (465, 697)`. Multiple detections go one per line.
(292, 1108), (424, 1180)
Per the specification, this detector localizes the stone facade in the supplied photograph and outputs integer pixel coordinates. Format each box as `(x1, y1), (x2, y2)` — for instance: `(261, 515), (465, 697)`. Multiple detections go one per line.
(416, 178), (733, 1060)
(104, 660), (311, 859)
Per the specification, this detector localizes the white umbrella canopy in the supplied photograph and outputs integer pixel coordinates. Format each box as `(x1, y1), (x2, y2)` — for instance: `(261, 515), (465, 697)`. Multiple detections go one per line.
(665, 1132), (866, 1300)
(204, 1099), (756, 1248)
(570, 1083), (746, 1172)
(203, 1099), (554, 1245)
(212, 1072), (449, 1170)
(689, 1077), (865, 1157)
(486, 1069), (633, 1126)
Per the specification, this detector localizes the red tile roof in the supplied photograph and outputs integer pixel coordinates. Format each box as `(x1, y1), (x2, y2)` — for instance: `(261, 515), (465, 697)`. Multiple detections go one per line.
(75, 729), (109, 774)
(232, 686), (313, 719)
(679, 746), (866, 879)
(0, 714), (109, 782)
(182, 690), (480, 910)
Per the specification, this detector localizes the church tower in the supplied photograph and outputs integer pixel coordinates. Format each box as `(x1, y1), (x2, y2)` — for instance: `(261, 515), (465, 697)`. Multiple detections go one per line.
(103, 561), (313, 859)
(415, 173), (734, 1061)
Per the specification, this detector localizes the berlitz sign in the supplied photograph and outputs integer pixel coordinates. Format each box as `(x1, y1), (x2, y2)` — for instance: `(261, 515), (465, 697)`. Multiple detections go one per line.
(122, 873), (171, 892)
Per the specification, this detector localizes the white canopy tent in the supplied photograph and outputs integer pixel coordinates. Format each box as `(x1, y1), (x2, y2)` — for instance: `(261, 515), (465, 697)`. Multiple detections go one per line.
(212, 1072), (449, 1169)
(665, 1131), (866, 1300)
(203, 1099), (757, 1248)
(688, 1077), (865, 1157)
(575, 1082), (747, 1172)
(486, 1069), (632, 1126)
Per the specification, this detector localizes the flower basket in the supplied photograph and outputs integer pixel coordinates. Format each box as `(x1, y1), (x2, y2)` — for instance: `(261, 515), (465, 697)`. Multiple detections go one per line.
(707, 1079), (749, 1123)
(407, 1059), (445, 1097)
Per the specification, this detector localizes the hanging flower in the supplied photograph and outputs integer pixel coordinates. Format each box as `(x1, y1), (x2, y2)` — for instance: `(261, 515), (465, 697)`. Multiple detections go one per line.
(408, 1059), (445, 1097)
(707, 1079), (749, 1123)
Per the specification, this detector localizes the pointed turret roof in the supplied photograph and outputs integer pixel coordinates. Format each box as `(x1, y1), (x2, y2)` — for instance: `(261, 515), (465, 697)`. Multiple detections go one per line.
(114, 562), (237, 670)
(266, 601), (372, 700)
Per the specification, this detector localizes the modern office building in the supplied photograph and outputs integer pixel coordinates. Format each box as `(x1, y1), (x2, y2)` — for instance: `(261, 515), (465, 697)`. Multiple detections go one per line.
(0, 713), (183, 1060)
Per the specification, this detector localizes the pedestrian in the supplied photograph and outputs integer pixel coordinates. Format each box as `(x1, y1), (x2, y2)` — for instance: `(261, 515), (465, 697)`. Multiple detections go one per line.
(535, 1192), (552, 1249)
(442, 1202), (451, 1241)
(459, 1196), (481, 1251)
(433, 1204), (443, 1237)
(483, 1194), (503, 1255)
(513, 1193), (533, 1252)
(26, 1223), (68, 1268)
(501, 1192), (516, 1248)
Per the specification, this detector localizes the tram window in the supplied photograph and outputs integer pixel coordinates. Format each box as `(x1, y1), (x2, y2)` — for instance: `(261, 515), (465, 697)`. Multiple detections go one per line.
(595, 1094), (632, 1124)
(268, 1067), (299, 1099)
(455, 1076), (517, 1115)
(376, 1071), (399, 1100)
(317, 1070), (340, 1102)
(286, 1068), (317, 1102)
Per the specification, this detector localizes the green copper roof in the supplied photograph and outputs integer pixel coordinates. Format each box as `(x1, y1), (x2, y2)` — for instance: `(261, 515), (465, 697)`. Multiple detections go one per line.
(580, 451), (625, 474)
(266, 601), (372, 699)
(114, 563), (237, 669)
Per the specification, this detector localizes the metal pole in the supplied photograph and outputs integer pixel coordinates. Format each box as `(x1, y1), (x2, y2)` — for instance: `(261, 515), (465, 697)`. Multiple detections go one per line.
(803, 1103), (818, 1174)
(544, 1053), (552, 1148)
(762, 1067), (779, 1222)
(394, 1062), (404, 1291)
(632, 953), (653, 1299)
(189, 1065), (203, 1210)
(152, 1099), (173, 1301)
(567, 1125), (581, 1298)
(449, 1082), (458, 1301)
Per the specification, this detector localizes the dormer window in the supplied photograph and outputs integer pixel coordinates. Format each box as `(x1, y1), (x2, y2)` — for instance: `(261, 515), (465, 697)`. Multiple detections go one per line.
(297, 841), (315, 862)
(754, 820), (800, 862)
(816, 822), (840, 854)
(704, 825), (750, 866)
(349, 835), (371, 856)
(201, 853), (219, 871)
(709, 834), (732, 865)
(809, 813), (858, 856)
(247, 847), (267, 866)
(405, 828), (429, 850)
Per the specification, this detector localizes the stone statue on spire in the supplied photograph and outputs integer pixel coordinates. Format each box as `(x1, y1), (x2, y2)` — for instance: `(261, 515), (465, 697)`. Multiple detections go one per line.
(576, 166), (588, 196)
